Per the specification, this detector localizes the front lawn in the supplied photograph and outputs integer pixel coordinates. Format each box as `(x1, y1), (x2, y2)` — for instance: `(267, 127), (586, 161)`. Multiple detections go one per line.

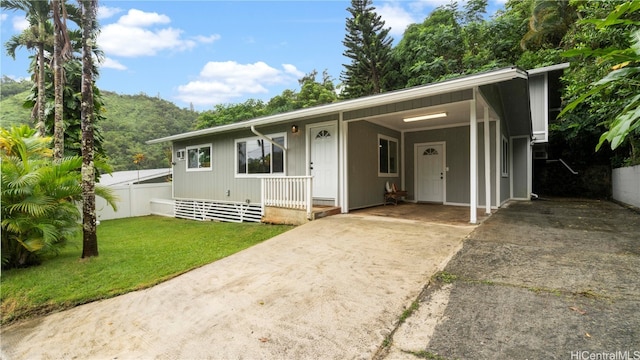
(0, 216), (292, 325)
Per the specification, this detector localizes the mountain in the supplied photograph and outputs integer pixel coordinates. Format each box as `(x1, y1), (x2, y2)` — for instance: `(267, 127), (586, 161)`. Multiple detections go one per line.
(0, 90), (198, 171)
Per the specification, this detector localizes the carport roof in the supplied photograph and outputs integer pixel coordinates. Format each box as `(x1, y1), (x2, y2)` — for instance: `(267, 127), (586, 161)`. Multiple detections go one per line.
(147, 66), (530, 144)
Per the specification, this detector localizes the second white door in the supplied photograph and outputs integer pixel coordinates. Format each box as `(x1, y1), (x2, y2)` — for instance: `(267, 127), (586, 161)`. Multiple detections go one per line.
(416, 143), (444, 203)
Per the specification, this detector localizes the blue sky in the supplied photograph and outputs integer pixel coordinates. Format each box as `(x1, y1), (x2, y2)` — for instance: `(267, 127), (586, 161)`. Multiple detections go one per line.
(1, 0), (506, 111)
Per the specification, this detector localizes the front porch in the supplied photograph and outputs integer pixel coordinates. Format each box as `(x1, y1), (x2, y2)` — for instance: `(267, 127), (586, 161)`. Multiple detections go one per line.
(261, 176), (341, 225)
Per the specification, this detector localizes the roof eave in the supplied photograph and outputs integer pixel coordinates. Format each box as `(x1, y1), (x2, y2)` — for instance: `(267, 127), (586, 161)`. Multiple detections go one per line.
(527, 62), (570, 76)
(147, 66), (528, 144)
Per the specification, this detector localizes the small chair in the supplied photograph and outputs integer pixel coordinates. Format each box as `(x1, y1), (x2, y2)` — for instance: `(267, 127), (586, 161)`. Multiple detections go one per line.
(384, 182), (408, 205)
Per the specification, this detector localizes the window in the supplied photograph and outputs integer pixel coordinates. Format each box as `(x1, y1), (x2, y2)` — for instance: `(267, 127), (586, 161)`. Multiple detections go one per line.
(175, 150), (185, 161)
(501, 136), (509, 177)
(236, 134), (285, 176)
(378, 135), (398, 176)
(186, 144), (212, 171)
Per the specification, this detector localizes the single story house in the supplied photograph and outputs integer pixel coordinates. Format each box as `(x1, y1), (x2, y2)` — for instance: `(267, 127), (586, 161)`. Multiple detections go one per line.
(148, 63), (568, 224)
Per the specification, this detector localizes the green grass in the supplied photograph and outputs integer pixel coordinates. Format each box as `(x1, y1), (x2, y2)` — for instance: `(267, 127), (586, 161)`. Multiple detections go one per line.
(0, 216), (292, 325)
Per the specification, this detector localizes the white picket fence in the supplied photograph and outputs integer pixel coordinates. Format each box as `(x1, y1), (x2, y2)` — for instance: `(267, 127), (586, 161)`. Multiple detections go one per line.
(96, 183), (173, 221)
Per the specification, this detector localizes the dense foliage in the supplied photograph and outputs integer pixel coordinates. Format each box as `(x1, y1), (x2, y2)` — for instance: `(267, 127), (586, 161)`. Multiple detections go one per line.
(99, 91), (198, 170)
(560, 1), (640, 164)
(0, 76), (32, 100)
(0, 125), (116, 268)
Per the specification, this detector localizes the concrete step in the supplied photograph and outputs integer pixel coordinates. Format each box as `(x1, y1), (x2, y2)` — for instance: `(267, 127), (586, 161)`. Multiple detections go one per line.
(263, 206), (341, 225)
(311, 206), (341, 220)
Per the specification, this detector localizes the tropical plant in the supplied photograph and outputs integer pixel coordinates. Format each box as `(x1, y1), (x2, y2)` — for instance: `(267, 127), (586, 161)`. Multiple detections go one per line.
(23, 54), (108, 161)
(0, 125), (117, 268)
(2, 0), (52, 136)
(559, 1), (640, 161)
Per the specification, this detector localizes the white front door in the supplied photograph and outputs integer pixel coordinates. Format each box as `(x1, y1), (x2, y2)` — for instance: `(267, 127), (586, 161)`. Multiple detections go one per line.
(416, 143), (445, 203)
(309, 123), (338, 199)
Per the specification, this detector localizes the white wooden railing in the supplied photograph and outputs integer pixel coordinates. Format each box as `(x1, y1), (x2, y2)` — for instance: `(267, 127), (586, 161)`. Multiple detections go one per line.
(261, 176), (313, 217)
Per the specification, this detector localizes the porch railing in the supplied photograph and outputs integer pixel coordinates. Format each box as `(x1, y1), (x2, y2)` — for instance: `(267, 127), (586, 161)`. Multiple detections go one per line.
(261, 176), (313, 218)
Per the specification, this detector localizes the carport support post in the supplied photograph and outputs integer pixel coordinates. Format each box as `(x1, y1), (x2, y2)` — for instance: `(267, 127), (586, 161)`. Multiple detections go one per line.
(483, 106), (491, 215)
(470, 94), (478, 224)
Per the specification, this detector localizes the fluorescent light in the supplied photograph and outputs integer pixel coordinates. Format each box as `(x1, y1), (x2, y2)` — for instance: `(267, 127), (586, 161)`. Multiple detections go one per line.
(403, 112), (447, 122)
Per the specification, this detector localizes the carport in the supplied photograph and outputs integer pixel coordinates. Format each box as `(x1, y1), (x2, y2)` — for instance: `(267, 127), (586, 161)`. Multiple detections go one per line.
(344, 67), (536, 224)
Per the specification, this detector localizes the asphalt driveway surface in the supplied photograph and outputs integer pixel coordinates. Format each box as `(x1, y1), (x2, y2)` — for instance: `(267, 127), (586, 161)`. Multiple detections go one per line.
(386, 199), (640, 360)
(1, 214), (473, 360)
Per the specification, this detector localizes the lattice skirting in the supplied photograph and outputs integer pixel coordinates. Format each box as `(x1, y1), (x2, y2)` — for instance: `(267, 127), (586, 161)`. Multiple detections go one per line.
(174, 199), (262, 223)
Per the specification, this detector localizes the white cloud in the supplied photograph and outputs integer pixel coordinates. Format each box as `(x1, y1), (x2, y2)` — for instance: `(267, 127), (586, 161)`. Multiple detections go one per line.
(193, 34), (221, 44)
(378, 2), (418, 37)
(177, 61), (302, 106)
(407, 0), (451, 13)
(13, 16), (29, 31)
(1, 14), (7, 22)
(98, 9), (202, 57)
(100, 57), (127, 71)
(282, 64), (305, 78)
(97, 6), (124, 20)
(118, 9), (170, 27)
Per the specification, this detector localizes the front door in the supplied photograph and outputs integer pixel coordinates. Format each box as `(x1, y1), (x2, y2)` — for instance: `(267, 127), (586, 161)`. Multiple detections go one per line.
(309, 123), (338, 199)
(416, 143), (445, 203)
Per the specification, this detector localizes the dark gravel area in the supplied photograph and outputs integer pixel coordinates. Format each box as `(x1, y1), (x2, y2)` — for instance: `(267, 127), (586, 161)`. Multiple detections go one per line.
(407, 199), (640, 359)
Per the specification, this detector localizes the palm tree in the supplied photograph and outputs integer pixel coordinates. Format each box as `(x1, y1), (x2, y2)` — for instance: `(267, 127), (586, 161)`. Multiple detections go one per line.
(0, 125), (117, 268)
(79, 0), (99, 258)
(2, 0), (52, 137)
(51, 0), (77, 160)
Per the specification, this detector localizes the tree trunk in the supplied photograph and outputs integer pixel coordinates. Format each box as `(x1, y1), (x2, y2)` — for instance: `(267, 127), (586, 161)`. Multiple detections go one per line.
(36, 42), (46, 137)
(53, 0), (64, 161)
(80, 0), (98, 258)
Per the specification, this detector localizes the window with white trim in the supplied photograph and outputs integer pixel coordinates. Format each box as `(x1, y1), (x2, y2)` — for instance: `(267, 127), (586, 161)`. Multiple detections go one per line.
(378, 134), (399, 177)
(186, 144), (211, 171)
(186, 144), (212, 171)
(501, 136), (509, 177)
(236, 134), (285, 176)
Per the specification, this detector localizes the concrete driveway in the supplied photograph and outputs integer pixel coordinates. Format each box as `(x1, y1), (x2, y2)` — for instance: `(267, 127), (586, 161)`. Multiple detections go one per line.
(1, 213), (475, 360)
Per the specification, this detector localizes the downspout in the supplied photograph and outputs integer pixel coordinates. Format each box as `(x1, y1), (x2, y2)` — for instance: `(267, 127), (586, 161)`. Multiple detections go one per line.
(250, 125), (287, 151)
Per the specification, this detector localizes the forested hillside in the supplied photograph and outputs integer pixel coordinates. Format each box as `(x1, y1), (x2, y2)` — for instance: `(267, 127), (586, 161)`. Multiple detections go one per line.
(0, 89), (198, 171)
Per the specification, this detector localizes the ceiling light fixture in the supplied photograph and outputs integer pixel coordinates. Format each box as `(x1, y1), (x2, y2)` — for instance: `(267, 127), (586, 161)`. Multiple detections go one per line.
(403, 112), (447, 122)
